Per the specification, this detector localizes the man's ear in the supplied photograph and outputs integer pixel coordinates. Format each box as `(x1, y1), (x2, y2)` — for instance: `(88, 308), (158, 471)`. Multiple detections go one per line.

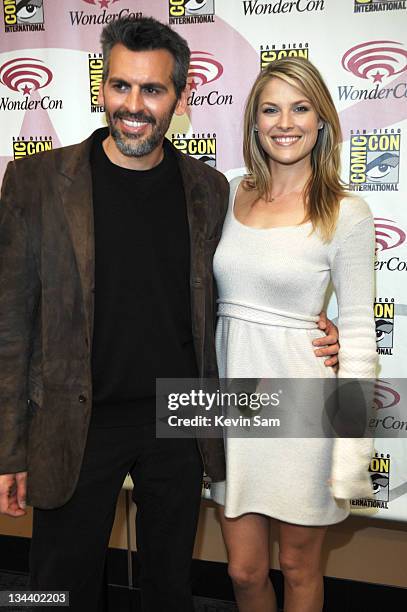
(98, 82), (105, 107)
(174, 88), (188, 116)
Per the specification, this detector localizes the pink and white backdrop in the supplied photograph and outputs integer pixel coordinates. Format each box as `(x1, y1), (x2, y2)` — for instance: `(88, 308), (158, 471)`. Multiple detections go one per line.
(0, 0), (407, 521)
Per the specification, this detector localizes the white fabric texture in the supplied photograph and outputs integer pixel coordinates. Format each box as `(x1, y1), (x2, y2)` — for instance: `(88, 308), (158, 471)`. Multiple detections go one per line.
(210, 176), (377, 525)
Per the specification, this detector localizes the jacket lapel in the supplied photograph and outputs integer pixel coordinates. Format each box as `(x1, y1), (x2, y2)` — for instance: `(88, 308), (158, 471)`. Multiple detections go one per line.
(56, 133), (95, 342)
(174, 145), (208, 374)
(175, 146), (207, 280)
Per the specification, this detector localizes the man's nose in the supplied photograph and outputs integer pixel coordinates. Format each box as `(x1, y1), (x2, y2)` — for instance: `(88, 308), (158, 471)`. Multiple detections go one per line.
(124, 87), (144, 113)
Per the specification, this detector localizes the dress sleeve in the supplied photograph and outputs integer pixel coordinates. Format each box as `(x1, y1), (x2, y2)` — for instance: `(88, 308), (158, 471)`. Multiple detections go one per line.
(330, 215), (377, 379)
(329, 213), (378, 500)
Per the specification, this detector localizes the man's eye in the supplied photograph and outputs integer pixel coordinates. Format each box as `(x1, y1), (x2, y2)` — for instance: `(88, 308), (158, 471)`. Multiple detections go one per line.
(143, 87), (159, 95)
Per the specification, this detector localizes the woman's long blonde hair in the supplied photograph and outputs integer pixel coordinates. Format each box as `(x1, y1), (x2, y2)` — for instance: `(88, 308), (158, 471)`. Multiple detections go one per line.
(243, 57), (347, 241)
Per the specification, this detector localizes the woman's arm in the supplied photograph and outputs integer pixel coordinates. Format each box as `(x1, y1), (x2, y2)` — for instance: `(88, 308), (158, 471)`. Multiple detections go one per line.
(329, 206), (378, 499)
(330, 214), (377, 379)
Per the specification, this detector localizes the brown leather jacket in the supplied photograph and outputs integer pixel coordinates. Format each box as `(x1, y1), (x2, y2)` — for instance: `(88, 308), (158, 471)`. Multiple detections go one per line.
(0, 131), (229, 509)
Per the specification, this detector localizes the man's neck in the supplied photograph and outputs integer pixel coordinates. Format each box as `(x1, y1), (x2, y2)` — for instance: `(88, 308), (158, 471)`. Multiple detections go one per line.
(102, 135), (164, 171)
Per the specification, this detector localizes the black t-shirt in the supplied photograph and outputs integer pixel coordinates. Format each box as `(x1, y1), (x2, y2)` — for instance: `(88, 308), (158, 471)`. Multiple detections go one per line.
(90, 129), (198, 421)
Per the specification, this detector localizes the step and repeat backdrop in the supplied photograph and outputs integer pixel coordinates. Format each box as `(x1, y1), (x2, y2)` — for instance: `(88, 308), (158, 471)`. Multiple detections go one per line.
(0, 0), (406, 521)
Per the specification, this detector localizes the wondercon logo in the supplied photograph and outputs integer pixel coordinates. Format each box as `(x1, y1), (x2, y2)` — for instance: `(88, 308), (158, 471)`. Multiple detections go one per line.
(374, 380), (401, 410)
(70, 1), (140, 26)
(82, 0), (121, 7)
(342, 40), (407, 83)
(0, 57), (52, 95)
(188, 51), (223, 90)
(374, 218), (406, 252)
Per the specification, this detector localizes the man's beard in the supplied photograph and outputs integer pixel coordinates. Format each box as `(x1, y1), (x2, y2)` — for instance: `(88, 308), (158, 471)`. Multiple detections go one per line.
(106, 106), (176, 158)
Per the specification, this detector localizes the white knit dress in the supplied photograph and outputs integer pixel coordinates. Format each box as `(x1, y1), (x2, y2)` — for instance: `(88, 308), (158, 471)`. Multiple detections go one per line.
(210, 176), (377, 525)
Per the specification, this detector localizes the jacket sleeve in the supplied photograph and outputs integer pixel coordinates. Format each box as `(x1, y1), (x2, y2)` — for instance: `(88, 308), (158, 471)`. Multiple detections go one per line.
(0, 161), (40, 474)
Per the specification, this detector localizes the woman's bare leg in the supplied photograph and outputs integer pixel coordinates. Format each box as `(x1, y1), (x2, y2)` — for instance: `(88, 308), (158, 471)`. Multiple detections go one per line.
(218, 507), (278, 612)
(278, 521), (327, 612)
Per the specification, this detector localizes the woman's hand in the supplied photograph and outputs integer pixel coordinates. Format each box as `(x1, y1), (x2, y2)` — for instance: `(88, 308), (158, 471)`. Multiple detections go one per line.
(313, 311), (339, 368)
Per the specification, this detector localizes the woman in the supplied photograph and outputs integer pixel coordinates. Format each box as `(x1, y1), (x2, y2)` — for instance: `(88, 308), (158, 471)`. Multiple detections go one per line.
(211, 58), (377, 612)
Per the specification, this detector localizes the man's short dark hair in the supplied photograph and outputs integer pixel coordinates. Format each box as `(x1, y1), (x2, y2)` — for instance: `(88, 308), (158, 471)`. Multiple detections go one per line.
(100, 16), (190, 98)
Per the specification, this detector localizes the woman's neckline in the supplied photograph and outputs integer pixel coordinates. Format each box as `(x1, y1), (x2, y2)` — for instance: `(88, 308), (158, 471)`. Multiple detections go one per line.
(231, 177), (312, 232)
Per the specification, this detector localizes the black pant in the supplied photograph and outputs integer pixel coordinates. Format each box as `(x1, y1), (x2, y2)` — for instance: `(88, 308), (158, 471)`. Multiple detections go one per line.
(29, 420), (203, 611)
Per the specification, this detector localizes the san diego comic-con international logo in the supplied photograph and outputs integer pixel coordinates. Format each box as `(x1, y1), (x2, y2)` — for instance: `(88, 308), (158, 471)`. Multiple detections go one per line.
(169, 0), (215, 25)
(260, 43), (308, 70)
(69, 0), (141, 27)
(354, 0), (406, 14)
(172, 133), (217, 167)
(349, 128), (401, 192)
(187, 51), (232, 107)
(0, 57), (63, 111)
(374, 298), (395, 355)
(88, 54), (104, 113)
(351, 452), (391, 509)
(375, 218), (407, 274)
(12, 136), (53, 159)
(3, 0), (44, 33)
(338, 40), (407, 102)
(242, 0), (324, 17)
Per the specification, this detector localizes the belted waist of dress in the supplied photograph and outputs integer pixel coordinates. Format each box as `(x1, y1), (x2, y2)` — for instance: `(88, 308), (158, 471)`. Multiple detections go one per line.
(217, 300), (319, 329)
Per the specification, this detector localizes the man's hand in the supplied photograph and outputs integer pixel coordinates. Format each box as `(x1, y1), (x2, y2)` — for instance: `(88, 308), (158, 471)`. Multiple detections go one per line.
(0, 472), (27, 516)
(313, 311), (339, 368)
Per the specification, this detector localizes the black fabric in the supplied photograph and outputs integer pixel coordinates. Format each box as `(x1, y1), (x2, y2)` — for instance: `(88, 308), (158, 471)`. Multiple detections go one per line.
(29, 419), (203, 612)
(90, 129), (198, 423)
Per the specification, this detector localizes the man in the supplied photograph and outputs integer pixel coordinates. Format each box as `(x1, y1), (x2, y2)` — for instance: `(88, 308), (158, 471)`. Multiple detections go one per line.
(0, 16), (338, 612)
